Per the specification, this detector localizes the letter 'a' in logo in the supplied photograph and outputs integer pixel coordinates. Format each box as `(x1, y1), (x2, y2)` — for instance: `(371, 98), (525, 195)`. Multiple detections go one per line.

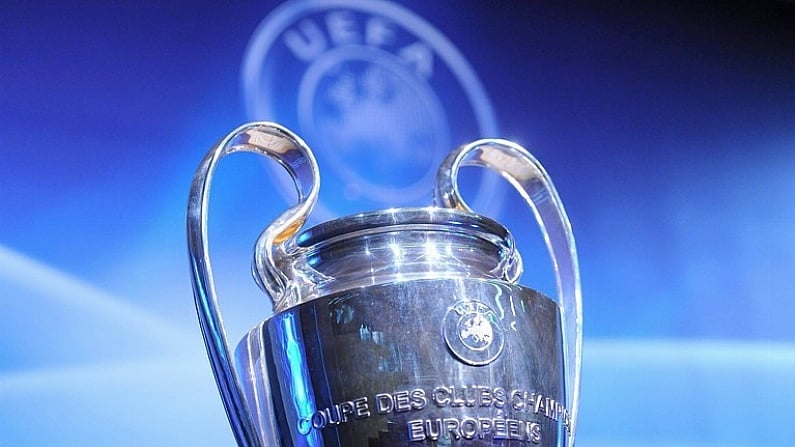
(242, 0), (504, 220)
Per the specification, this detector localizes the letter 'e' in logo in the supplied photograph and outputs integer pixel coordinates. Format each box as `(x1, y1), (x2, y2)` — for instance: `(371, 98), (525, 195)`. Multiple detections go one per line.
(242, 0), (503, 219)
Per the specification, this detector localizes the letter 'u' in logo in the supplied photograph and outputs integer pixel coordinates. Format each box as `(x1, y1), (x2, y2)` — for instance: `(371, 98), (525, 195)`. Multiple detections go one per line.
(242, 0), (504, 220)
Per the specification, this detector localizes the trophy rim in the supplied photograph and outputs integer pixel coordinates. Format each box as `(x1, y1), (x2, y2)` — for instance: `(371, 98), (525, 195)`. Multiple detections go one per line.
(295, 206), (512, 248)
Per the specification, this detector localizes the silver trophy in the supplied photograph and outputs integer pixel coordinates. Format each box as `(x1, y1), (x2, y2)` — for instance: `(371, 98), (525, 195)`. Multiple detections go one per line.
(188, 122), (582, 446)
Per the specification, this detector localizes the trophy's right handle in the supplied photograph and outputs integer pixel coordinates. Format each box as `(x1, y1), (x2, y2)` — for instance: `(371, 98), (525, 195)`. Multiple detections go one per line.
(435, 139), (582, 447)
(187, 122), (319, 447)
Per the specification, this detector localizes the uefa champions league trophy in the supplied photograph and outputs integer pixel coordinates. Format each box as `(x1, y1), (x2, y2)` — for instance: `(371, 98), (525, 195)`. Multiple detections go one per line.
(187, 122), (582, 446)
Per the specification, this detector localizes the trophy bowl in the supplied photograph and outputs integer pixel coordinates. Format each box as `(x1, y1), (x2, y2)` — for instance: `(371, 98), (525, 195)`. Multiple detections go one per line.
(188, 122), (581, 446)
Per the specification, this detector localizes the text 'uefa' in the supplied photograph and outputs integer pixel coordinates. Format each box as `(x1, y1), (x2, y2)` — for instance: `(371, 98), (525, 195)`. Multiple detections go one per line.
(283, 10), (434, 78)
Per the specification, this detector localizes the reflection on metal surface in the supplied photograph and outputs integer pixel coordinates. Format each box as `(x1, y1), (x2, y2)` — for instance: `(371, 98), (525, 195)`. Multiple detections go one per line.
(188, 123), (581, 446)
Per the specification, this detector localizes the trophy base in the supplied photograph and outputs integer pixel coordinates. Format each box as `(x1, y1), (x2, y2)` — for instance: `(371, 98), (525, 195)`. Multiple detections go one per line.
(236, 278), (569, 446)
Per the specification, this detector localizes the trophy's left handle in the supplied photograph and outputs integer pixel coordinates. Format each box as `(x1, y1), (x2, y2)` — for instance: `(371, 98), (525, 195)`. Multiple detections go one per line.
(187, 122), (319, 447)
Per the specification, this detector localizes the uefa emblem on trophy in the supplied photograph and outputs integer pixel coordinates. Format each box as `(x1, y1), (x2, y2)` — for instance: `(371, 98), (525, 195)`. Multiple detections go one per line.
(187, 122), (582, 446)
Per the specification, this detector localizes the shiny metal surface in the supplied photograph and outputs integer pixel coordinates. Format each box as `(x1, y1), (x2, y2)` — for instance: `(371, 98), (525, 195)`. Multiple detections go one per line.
(237, 278), (568, 446)
(275, 207), (522, 303)
(188, 123), (581, 447)
(436, 139), (581, 436)
(189, 122), (318, 447)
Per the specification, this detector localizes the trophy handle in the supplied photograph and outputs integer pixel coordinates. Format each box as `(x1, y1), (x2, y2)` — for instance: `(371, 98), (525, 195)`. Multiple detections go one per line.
(187, 122), (319, 447)
(434, 139), (582, 446)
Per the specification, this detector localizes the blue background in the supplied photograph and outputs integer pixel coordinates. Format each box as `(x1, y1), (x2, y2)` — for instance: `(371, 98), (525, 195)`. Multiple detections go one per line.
(2, 0), (793, 445)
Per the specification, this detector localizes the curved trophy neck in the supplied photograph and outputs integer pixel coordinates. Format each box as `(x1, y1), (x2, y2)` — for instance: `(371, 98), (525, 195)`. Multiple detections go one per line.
(265, 207), (523, 312)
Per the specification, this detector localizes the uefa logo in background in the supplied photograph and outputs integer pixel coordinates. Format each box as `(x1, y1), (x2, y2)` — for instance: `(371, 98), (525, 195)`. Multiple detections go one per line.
(242, 0), (503, 220)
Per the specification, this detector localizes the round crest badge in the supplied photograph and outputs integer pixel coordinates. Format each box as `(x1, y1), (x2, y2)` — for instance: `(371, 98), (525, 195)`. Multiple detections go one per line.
(242, 0), (503, 220)
(443, 300), (505, 366)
